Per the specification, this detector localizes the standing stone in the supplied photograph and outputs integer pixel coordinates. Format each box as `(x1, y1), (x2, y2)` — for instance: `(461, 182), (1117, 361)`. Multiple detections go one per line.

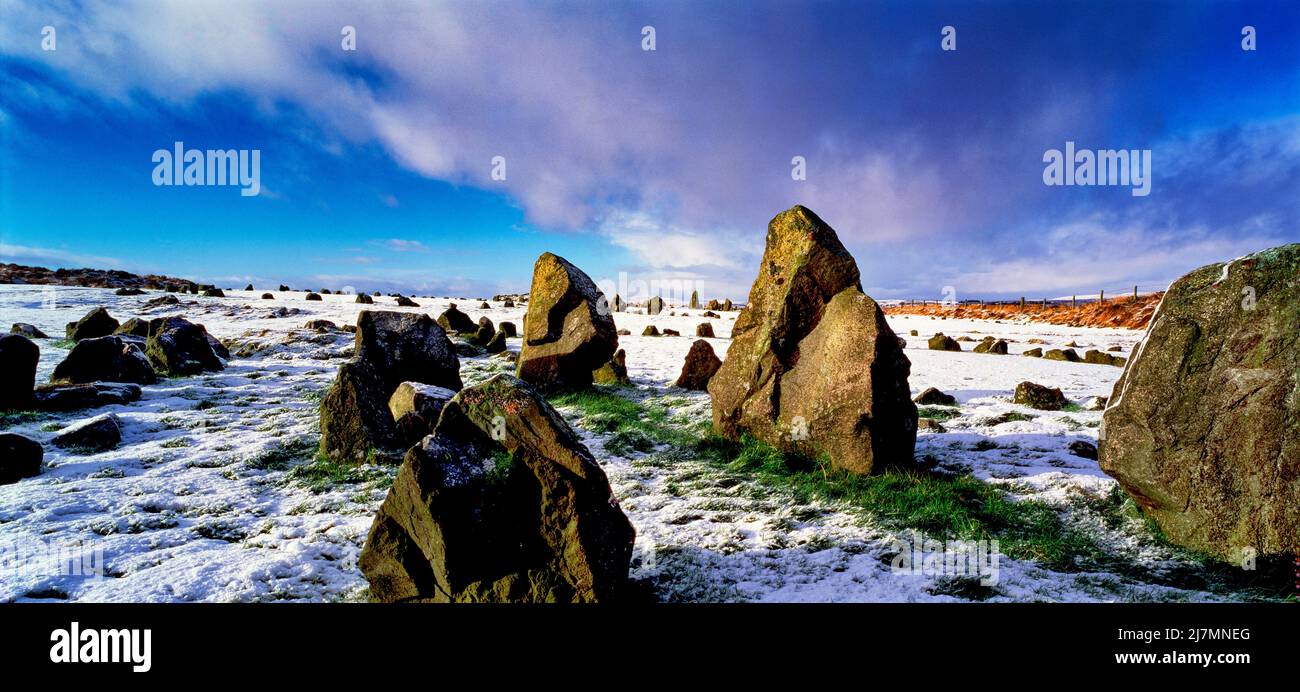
(723, 299), (733, 311)
(66, 307), (119, 342)
(695, 322), (715, 338)
(647, 296), (664, 315)
(0, 334), (39, 410)
(354, 311), (463, 393)
(709, 206), (916, 474)
(1013, 381), (1067, 410)
(1101, 244), (1300, 560)
(675, 340), (721, 390)
(689, 290), (700, 309)
(359, 374), (635, 602)
(927, 333), (962, 351)
(973, 337), (1009, 355)
(356, 293), (374, 304)
(516, 253), (618, 392)
(613, 294), (623, 313)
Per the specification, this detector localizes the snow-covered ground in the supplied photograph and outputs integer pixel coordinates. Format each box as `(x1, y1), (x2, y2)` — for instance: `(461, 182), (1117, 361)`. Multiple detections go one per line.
(0, 285), (1262, 602)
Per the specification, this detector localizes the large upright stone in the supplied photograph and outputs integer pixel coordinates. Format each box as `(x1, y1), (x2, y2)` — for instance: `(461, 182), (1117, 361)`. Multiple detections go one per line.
(516, 253), (618, 391)
(0, 334), (39, 410)
(709, 205), (916, 474)
(359, 374), (635, 602)
(1101, 244), (1300, 560)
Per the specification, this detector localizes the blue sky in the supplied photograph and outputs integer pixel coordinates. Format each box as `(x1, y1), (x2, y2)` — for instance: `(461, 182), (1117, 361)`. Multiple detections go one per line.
(2, 0), (1298, 300)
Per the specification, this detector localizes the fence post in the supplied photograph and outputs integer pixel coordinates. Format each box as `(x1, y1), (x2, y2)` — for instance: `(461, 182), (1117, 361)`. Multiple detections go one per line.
(1099, 289), (1105, 304)
(1133, 285), (1138, 302)
(1072, 295), (1077, 308)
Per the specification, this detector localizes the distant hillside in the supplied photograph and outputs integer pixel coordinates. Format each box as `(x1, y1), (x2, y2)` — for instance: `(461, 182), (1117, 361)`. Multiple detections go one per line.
(883, 293), (1162, 330)
(0, 263), (202, 292)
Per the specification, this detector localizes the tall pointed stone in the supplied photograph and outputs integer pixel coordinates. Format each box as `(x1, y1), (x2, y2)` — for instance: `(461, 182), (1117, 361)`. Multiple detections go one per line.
(708, 205), (916, 474)
(516, 253), (618, 391)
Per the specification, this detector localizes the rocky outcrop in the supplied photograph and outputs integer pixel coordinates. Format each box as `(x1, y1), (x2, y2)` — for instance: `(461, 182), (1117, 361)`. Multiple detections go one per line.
(0, 433), (43, 484)
(66, 307), (119, 342)
(709, 206), (917, 474)
(1101, 244), (1300, 560)
(359, 374), (635, 602)
(515, 253), (618, 392)
(675, 340), (721, 390)
(0, 334), (39, 410)
(50, 336), (157, 385)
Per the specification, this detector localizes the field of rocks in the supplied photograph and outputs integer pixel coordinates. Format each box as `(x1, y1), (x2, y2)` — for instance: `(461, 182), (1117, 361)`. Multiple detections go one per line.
(1, 207), (1294, 603)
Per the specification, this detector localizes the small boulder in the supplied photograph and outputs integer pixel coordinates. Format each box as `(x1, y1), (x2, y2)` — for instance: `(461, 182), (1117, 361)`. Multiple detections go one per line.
(1082, 395), (1108, 411)
(973, 337), (1009, 355)
(202, 288), (225, 298)
(143, 295), (180, 309)
(244, 284), (255, 291)
(355, 293), (373, 304)
(1044, 348), (1081, 362)
(52, 413), (122, 453)
(33, 383), (142, 412)
(1083, 349), (1126, 367)
(913, 387), (957, 407)
(1022, 347), (1043, 358)
(395, 295), (419, 307)
(388, 381), (457, 446)
(662, 329), (680, 337)
(641, 326), (660, 337)
(51, 336), (156, 385)
(498, 321), (517, 338)
(1068, 440), (1098, 460)
(66, 307), (119, 342)
(0, 433), (43, 484)
(479, 301), (491, 309)
(113, 318), (151, 338)
(695, 322), (715, 338)
(1013, 381), (1068, 411)
(11, 323), (48, 339)
(261, 293), (275, 300)
(675, 340), (721, 390)
(145, 317), (224, 376)
(437, 305), (477, 334)
(593, 349), (631, 386)
(483, 329), (508, 354)
(114, 287), (145, 296)
(0, 334), (39, 410)
(304, 319), (338, 331)
(927, 333), (961, 351)
(305, 292), (322, 301)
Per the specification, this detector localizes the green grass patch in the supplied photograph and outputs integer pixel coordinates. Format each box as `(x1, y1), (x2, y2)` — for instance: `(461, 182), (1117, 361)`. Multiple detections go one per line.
(550, 387), (696, 455)
(0, 409), (49, 428)
(696, 434), (1104, 570)
(245, 438), (316, 472)
(916, 406), (960, 421)
(284, 453), (391, 493)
